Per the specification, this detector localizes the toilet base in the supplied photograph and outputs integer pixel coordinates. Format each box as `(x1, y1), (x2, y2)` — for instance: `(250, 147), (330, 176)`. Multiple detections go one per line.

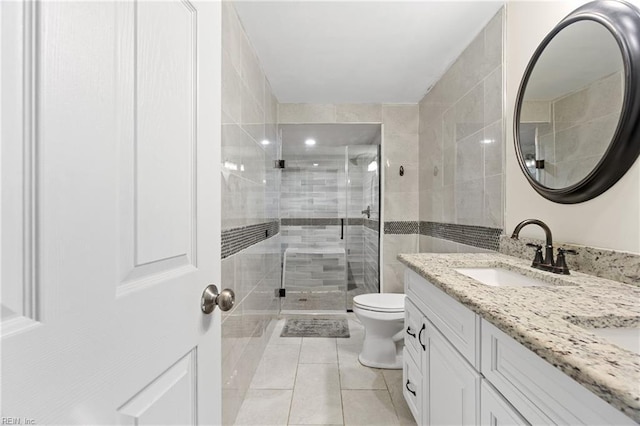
(352, 294), (405, 370)
(354, 313), (404, 370)
(358, 353), (402, 370)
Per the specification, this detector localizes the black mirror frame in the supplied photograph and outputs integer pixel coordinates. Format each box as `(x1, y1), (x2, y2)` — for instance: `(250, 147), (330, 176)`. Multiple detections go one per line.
(514, 0), (640, 204)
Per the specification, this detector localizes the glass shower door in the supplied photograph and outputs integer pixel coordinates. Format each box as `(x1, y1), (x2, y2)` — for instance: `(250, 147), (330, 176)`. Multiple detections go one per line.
(346, 145), (381, 310)
(279, 146), (348, 313)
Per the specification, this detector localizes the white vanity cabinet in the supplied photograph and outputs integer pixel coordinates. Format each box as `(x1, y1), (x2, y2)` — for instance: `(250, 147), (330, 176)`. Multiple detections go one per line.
(404, 297), (481, 425)
(404, 273), (481, 425)
(427, 322), (481, 425)
(480, 380), (528, 426)
(403, 268), (636, 426)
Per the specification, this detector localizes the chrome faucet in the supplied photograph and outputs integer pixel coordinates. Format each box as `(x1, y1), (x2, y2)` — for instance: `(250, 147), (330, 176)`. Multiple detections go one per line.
(511, 219), (555, 271)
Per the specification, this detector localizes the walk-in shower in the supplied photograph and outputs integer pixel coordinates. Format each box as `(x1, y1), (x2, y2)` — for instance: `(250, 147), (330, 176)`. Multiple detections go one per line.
(278, 124), (381, 313)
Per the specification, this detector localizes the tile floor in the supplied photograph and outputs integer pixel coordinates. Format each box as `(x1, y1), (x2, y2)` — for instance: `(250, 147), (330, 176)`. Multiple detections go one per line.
(234, 314), (417, 426)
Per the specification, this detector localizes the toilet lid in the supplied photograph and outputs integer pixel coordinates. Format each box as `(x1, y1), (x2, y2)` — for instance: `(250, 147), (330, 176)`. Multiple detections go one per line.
(353, 293), (405, 313)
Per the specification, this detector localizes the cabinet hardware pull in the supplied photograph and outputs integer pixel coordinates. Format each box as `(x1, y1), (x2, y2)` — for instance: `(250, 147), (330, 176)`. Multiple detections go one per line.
(405, 380), (416, 396)
(406, 327), (416, 337)
(418, 323), (426, 350)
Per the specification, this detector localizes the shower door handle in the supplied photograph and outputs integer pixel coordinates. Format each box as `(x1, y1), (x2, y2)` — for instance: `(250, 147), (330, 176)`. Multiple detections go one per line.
(340, 218), (344, 240)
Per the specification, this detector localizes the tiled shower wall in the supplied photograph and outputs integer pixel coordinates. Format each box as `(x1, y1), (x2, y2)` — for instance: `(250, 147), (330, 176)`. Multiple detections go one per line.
(362, 151), (380, 296)
(278, 104), (419, 293)
(418, 8), (504, 253)
(221, 2), (281, 424)
(280, 159), (348, 301)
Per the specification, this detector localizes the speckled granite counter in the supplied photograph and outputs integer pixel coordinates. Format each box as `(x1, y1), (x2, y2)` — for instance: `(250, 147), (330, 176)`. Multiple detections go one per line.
(398, 252), (640, 422)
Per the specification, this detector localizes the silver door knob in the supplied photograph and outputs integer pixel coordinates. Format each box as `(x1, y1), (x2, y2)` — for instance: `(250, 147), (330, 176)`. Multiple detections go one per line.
(201, 284), (235, 314)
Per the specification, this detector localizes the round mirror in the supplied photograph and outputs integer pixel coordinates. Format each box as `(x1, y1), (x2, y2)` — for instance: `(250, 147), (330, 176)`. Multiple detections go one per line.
(514, 1), (640, 204)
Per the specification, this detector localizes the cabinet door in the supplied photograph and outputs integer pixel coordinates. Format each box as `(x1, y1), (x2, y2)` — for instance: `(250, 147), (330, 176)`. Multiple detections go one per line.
(405, 298), (424, 360)
(480, 380), (528, 426)
(426, 323), (481, 425)
(403, 348), (423, 424)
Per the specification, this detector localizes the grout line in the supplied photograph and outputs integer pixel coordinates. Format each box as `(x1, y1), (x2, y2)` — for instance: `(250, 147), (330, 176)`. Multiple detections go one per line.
(335, 337), (346, 426)
(381, 371), (403, 424)
(285, 328), (301, 426)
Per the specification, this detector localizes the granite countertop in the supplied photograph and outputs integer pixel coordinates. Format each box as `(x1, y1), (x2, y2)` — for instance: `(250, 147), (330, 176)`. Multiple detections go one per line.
(397, 252), (640, 422)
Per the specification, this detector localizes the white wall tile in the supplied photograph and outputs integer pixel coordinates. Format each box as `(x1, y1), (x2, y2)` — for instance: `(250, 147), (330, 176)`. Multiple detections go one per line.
(336, 103), (383, 123)
(384, 192), (418, 221)
(221, 3), (280, 424)
(278, 103), (337, 123)
(418, 7), (505, 251)
(382, 104), (419, 135)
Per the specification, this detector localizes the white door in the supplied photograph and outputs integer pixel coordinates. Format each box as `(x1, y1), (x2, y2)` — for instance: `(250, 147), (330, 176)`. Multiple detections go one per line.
(1, 1), (222, 424)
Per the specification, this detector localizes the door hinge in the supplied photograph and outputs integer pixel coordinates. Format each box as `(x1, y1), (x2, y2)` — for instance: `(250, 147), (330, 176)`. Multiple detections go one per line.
(274, 160), (285, 169)
(277, 288), (286, 298)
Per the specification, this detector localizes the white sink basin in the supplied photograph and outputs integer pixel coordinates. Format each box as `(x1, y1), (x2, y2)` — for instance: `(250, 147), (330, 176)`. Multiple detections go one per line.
(455, 267), (551, 288)
(565, 316), (640, 355)
(587, 327), (640, 355)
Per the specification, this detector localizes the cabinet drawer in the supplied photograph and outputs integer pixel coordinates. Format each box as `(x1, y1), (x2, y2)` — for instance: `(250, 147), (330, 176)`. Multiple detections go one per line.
(404, 298), (423, 366)
(481, 319), (635, 425)
(403, 347), (422, 424)
(480, 380), (528, 426)
(405, 269), (480, 368)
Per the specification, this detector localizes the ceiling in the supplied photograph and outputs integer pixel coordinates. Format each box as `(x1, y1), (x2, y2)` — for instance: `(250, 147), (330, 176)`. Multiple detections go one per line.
(234, 1), (504, 104)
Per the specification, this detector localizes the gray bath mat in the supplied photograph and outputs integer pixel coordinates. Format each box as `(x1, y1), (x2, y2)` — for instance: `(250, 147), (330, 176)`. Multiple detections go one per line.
(281, 318), (350, 338)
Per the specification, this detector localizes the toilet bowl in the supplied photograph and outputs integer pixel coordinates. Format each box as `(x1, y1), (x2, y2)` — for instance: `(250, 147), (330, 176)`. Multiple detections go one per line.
(352, 293), (405, 369)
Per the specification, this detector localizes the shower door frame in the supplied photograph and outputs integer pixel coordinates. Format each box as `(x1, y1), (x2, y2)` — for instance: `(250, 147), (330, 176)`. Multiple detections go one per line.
(279, 145), (349, 315)
(344, 144), (382, 311)
(277, 124), (383, 315)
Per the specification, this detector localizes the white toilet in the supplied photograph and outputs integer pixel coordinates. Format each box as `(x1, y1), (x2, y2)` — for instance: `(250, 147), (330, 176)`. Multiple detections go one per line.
(352, 293), (405, 369)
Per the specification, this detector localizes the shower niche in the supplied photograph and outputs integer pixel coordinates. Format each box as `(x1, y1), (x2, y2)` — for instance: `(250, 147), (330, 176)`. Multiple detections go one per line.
(278, 123), (381, 313)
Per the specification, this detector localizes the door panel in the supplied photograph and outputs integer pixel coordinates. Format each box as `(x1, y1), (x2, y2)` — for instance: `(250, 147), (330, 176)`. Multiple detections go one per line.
(117, 350), (197, 425)
(1, 1), (222, 423)
(1, 0), (37, 329)
(135, 0), (196, 266)
(118, 0), (198, 288)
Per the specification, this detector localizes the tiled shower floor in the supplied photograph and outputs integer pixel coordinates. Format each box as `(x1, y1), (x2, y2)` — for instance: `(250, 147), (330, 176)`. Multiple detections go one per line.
(279, 285), (370, 312)
(233, 313), (416, 426)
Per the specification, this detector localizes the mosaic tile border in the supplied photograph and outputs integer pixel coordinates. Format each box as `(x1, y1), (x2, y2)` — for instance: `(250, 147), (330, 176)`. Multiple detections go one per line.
(384, 221), (419, 234)
(281, 218), (365, 226)
(382, 221), (501, 251)
(420, 221), (501, 251)
(221, 220), (280, 259)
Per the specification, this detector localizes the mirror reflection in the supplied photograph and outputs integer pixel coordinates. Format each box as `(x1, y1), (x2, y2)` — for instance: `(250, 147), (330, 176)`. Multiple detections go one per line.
(518, 20), (624, 189)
